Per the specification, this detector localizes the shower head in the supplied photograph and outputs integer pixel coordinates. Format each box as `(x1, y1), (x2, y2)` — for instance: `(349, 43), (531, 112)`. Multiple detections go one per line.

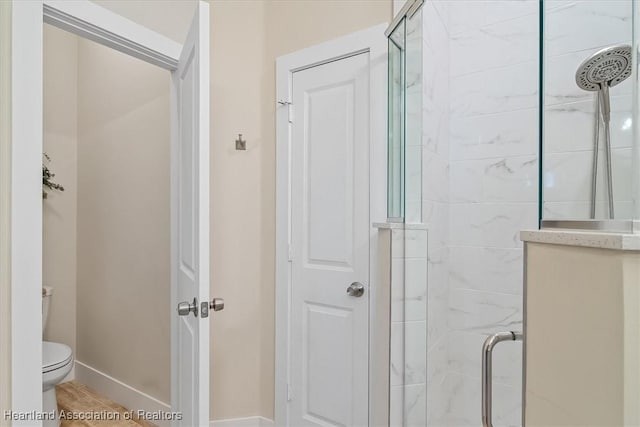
(575, 44), (632, 91)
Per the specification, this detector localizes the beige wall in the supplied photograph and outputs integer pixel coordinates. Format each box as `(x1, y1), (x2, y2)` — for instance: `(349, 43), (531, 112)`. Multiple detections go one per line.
(43, 25), (78, 355)
(209, 1), (267, 419)
(75, 37), (171, 403)
(0, 1), (12, 423)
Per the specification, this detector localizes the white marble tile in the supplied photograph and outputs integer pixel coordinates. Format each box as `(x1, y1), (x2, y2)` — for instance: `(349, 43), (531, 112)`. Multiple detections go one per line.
(427, 335), (447, 383)
(422, 201), (449, 250)
(447, 330), (522, 386)
(450, 61), (538, 117)
(427, 245), (448, 299)
(483, 156), (538, 203)
(406, 5), (422, 42)
(439, 373), (479, 427)
(422, 150), (449, 203)
(405, 258), (428, 322)
(542, 200), (592, 219)
(449, 202), (538, 248)
(492, 382), (523, 427)
(543, 199), (635, 220)
(423, 43), (450, 158)
(391, 321), (404, 387)
(450, 108), (538, 161)
(423, 41), (448, 95)
(543, 148), (633, 217)
(449, 246), (523, 295)
(544, 0), (631, 57)
(612, 146), (633, 203)
(427, 290), (447, 353)
(440, 372), (522, 427)
(424, 0), (450, 54)
(424, 105), (449, 157)
(451, 14), (537, 77)
(406, 145), (423, 205)
(544, 95), (633, 154)
(451, 156), (537, 204)
(543, 150), (601, 202)
(450, 160), (483, 203)
(449, 203), (484, 247)
(405, 201), (423, 224)
(406, 229), (428, 258)
(448, 0), (538, 36)
(404, 321), (427, 385)
(431, 1), (450, 34)
(544, 49), (633, 106)
(448, 288), (523, 335)
(390, 385), (403, 427)
(391, 258), (405, 323)
(404, 383), (427, 427)
(391, 229), (405, 259)
(426, 338), (447, 426)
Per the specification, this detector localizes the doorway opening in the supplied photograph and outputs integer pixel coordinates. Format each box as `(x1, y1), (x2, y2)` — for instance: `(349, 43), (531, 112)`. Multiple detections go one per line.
(10, 2), (211, 425)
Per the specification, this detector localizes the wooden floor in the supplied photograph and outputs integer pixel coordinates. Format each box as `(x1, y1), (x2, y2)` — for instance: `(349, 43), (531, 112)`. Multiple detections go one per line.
(56, 381), (157, 427)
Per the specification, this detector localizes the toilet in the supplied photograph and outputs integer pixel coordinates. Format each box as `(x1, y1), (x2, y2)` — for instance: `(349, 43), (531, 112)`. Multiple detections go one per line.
(42, 287), (73, 427)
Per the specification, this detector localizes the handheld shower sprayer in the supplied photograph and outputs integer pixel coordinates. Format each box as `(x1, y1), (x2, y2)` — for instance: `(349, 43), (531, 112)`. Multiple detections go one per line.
(575, 44), (632, 219)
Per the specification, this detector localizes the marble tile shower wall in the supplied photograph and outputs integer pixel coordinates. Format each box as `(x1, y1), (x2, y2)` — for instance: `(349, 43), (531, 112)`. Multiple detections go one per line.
(421, 1), (450, 426)
(423, 1), (540, 426)
(389, 228), (429, 427)
(543, 1), (633, 219)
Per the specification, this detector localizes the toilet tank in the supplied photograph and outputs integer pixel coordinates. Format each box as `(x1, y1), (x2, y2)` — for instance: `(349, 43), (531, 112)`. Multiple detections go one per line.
(42, 286), (53, 332)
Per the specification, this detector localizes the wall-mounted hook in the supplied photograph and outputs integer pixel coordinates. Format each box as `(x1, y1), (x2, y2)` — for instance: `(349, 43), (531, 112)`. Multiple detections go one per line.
(235, 134), (246, 151)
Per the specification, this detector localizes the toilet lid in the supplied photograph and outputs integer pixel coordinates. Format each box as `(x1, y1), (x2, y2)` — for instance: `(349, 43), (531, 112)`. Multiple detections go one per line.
(43, 341), (73, 373)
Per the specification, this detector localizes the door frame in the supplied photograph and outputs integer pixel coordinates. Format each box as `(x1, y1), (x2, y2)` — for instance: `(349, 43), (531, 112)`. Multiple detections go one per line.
(10, 0), (206, 420)
(274, 23), (387, 426)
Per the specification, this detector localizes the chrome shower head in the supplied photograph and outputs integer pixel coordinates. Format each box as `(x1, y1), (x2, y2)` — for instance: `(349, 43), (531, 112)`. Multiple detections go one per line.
(575, 44), (632, 91)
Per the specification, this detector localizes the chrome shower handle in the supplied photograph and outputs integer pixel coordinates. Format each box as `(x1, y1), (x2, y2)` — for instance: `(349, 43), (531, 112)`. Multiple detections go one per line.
(482, 331), (523, 427)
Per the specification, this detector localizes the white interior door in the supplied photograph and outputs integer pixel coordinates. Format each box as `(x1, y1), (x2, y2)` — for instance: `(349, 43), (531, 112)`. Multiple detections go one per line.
(171, 2), (210, 426)
(289, 52), (370, 427)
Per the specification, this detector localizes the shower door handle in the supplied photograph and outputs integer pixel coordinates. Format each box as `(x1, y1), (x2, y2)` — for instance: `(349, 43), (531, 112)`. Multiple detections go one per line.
(482, 331), (523, 427)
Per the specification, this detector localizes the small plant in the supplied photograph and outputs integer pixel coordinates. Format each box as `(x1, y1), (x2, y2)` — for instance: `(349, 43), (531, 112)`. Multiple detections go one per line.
(42, 153), (64, 199)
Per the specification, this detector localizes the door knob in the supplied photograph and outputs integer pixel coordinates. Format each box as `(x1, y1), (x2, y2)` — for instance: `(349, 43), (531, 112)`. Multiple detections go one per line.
(210, 298), (225, 312)
(346, 282), (365, 297)
(177, 297), (198, 317)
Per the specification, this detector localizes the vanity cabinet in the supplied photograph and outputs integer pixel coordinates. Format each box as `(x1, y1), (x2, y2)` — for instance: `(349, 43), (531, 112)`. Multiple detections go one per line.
(522, 231), (640, 426)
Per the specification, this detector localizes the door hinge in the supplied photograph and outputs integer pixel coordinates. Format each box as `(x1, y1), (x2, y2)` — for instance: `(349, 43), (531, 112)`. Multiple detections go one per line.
(278, 100), (293, 123)
(287, 244), (293, 262)
(287, 384), (293, 402)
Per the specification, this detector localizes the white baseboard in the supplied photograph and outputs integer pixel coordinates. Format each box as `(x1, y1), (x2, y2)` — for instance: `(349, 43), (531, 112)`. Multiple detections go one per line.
(74, 361), (171, 427)
(73, 361), (273, 427)
(210, 416), (274, 427)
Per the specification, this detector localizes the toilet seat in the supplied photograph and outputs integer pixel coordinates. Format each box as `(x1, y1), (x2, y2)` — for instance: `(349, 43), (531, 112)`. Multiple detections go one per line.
(43, 341), (73, 374)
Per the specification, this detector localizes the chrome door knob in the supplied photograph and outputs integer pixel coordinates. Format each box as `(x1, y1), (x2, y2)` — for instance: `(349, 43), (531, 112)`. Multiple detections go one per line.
(210, 298), (225, 312)
(177, 297), (198, 317)
(346, 282), (365, 297)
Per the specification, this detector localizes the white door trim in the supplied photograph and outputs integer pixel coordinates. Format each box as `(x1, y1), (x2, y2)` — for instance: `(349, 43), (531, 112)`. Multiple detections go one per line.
(42, 0), (181, 70)
(10, 0), (208, 420)
(274, 23), (387, 426)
